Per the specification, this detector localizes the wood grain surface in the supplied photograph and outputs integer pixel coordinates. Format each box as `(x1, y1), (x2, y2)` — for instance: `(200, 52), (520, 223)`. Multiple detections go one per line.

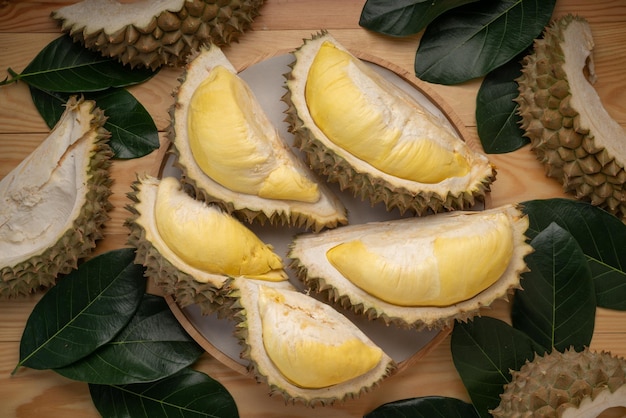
(1, 1), (625, 417)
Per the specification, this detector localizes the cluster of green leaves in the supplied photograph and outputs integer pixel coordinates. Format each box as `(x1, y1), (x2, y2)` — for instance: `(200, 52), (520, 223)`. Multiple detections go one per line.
(14, 248), (238, 418)
(1, 35), (160, 159)
(359, 0), (557, 154)
(365, 198), (626, 417)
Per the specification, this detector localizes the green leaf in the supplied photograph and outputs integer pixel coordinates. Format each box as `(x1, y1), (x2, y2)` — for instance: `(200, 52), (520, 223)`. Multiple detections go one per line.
(451, 317), (544, 418)
(476, 55), (528, 153)
(522, 198), (626, 310)
(15, 248), (145, 372)
(2, 34), (155, 92)
(54, 294), (204, 385)
(512, 223), (596, 352)
(89, 368), (239, 418)
(359, 0), (478, 37)
(365, 396), (479, 417)
(414, 0), (556, 84)
(30, 87), (160, 159)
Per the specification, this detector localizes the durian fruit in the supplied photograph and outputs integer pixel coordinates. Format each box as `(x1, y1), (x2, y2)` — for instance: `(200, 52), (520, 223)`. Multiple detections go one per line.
(52, 0), (265, 70)
(170, 44), (347, 232)
(517, 15), (626, 220)
(230, 277), (395, 405)
(0, 96), (112, 298)
(289, 204), (532, 330)
(284, 31), (496, 216)
(492, 347), (626, 417)
(125, 175), (290, 314)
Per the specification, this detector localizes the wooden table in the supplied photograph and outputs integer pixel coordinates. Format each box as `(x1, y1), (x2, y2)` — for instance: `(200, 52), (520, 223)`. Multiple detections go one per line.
(1, 1), (625, 417)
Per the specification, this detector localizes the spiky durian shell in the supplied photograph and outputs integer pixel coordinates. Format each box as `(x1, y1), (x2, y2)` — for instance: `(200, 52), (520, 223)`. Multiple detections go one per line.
(492, 347), (626, 417)
(0, 96), (112, 298)
(283, 31), (496, 216)
(168, 43), (347, 232)
(516, 14), (626, 220)
(52, 0), (265, 70)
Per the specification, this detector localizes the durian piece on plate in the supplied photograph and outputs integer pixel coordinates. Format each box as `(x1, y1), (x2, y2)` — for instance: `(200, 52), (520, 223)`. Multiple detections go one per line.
(170, 44), (347, 232)
(289, 204), (532, 330)
(126, 175), (291, 314)
(284, 31), (496, 216)
(0, 96), (112, 298)
(230, 277), (395, 406)
(52, 0), (264, 69)
(517, 15), (626, 220)
(492, 347), (626, 417)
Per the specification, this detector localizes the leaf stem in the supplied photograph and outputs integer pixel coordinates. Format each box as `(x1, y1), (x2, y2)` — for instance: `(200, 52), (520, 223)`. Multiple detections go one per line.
(0, 68), (22, 86)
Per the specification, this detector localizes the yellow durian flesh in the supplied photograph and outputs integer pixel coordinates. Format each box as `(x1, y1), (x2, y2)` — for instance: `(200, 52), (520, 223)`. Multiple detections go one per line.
(325, 212), (514, 307)
(154, 176), (286, 282)
(305, 41), (470, 184)
(188, 65), (320, 203)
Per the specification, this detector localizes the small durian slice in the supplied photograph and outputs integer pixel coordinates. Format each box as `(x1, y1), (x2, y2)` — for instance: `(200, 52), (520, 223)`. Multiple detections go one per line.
(0, 96), (112, 298)
(284, 31), (496, 215)
(289, 205), (532, 330)
(126, 175), (289, 313)
(231, 277), (395, 405)
(52, 0), (265, 69)
(171, 44), (347, 232)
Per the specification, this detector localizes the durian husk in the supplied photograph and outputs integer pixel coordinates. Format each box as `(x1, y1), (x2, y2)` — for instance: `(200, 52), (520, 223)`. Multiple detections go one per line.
(229, 277), (396, 406)
(289, 204), (532, 330)
(52, 0), (265, 70)
(283, 31), (496, 216)
(516, 14), (626, 220)
(492, 347), (626, 417)
(169, 43), (347, 232)
(0, 96), (112, 298)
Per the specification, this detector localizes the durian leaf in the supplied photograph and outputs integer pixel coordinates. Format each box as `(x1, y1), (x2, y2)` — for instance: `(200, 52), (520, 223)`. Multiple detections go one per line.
(15, 248), (145, 372)
(89, 368), (239, 418)
(359, 0), (478, 37)
(476, 55), (528, 153)
(451, 317), (544, 418)
(522, 198), (626, 310)
(512, 223), (596, 352)
(30, 87), (160, 159)
(53, 294), (204, 385)
(414, 0), (556, 84)
(1, 34), (156, 92)
(364, 396), (479, 417)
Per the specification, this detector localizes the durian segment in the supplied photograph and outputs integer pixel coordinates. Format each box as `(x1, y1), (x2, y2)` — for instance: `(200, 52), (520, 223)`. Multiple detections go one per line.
(171, 44), (347, 231)
(231, 277), (395, 405)
(0, 96), (112, 298)
(52, 0), (265, 69)
(289, 205), (532, 330)
(284, 31), (496, 215)
(517, 15), (626, 220)
(125, 175), (289, 314)
(492, 347), (626, 417)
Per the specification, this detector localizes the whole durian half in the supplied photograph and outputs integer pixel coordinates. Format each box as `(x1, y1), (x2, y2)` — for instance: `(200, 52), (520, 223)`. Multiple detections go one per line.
(125, 175), (289, 314)
(289, 204), (532, 330)
(170, 44), (347, 232)
(284, 31), (496, 216)
(492, 347), (626, 417)
(230, 277), (395, 406)
(517, 14), (626, 220)
(52, 0), (264, 69)
(0, 96), (112, 298)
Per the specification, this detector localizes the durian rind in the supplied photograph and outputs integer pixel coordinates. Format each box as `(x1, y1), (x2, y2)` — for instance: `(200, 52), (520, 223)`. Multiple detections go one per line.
(52, 0), (265, 70)
(0, 96), (112, 298)
(516, 14), (626, 220)
(492, 347), (626, 417)
(284, 31), (496, 216)
(170, 43), (347, 232)
(229, 277), (395, 406)
(289, 204), (532, 330)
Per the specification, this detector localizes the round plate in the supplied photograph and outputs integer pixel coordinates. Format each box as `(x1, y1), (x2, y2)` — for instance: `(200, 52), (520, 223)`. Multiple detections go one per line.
(162, 51), (485, 376)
